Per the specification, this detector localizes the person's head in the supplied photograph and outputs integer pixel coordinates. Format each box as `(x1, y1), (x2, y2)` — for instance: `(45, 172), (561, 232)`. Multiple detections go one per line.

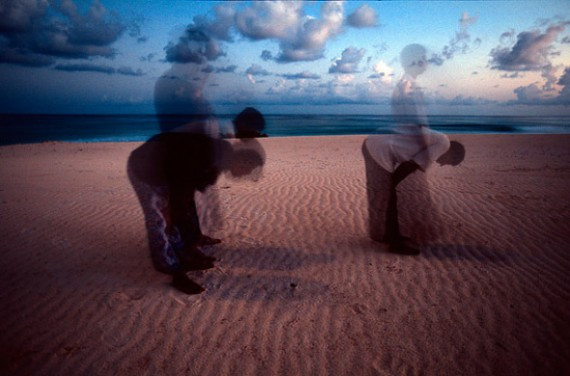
(233, 107), (267, 138)
(400, 44), (428, 78)
(436, 141), (466, 166)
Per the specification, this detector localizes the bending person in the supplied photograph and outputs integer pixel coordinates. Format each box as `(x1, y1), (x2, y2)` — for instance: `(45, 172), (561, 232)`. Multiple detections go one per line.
(363, 44), (464, 255)
(128, 107), (266, 294)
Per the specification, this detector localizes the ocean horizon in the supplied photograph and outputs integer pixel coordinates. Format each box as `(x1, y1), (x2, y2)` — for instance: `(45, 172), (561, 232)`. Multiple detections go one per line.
(1, 114), (569, 145)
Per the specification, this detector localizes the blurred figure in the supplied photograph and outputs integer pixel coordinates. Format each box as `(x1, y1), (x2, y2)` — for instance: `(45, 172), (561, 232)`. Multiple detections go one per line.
(128, 107), (266, 294)
(127, 28), (267, 294)
(363, 44), (465, 255)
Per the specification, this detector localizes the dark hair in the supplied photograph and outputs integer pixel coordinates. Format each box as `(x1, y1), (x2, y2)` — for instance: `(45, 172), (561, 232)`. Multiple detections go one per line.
(438, 140), (466, 166)
(233, 107), (265, 137)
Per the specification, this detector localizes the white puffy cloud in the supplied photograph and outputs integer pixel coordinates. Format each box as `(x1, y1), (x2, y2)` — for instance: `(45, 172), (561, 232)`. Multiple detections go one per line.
(329, 46), (366, 73)
(170, 1), (348, 64)
(369, 60), (393, 84)
(276, 1), (345, 62)
(233, 1), (345, 63)
(235, 1), (303, 40)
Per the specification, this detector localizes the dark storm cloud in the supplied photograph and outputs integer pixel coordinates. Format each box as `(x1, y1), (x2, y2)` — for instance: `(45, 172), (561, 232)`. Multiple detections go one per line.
(489, 23), (567, 71)
(0, 0), (126, 66)
(329, 47), (366, 74)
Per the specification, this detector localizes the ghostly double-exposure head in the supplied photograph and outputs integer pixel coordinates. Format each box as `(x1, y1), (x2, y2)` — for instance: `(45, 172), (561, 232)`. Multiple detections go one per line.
(400, 44), (428, 78)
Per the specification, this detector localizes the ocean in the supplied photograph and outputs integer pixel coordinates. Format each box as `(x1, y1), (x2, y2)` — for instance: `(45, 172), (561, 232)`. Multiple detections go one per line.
(0, 114), (569, 145)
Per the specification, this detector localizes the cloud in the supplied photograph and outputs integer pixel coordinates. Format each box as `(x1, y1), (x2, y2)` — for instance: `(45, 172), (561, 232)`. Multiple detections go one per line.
(139, 53), (156, 62)
(369, 60), (393, 84)
(429, 12), (481, 66)
(0, 0), (125, 66)
(459, 12), (478, 28)
(164, 27), (225, 64)
(277, 1), (345, 63)
(215, 65), (237, 73)
(346, 4), (378, 28)
(233, 1), (345, 63)
(55, 63), (115, 74)
(127, 15), (148, 43)
(436, 95), (497, 106)
(558, 67), (570, 86)
(0, 0), (49, 33)
(562, 36), (570, 44)
(513, 84), (543, 102)
(541, 64), (559, 91)
(500, 72), (523, 79)
(246, 64), (272, 84)
(117, 66), (145, 76)
(192, 3), (235, 42)
(489, 23), (567, 71)
(329, 46), (366, 74)
(261, 50), (273, 61)
(168, 2), (347, 65)
(499, 29), (516, 44)
(234, 1), (302, 40)
(280, 71), (321, 80)
(508, 66), (570, 105)
(54, 63), (145, 76)
(246, 64), (271, 76)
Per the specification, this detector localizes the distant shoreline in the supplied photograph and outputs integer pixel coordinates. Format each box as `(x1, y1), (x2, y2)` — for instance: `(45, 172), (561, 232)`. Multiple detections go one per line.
(1, 114), (569, 146)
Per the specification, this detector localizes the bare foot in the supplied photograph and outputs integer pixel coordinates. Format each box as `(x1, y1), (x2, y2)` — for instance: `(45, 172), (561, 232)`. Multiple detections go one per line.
(179, 247), (216, 271)
(172, 272), (205, 294)
(196, 234), (222, 246)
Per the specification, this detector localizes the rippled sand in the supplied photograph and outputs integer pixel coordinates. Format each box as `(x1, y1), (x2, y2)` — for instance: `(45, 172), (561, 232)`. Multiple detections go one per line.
(0, 135), (569, 375)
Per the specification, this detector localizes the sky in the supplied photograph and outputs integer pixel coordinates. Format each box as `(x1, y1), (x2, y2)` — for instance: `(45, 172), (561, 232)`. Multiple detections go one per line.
(0, 0), (569, 116)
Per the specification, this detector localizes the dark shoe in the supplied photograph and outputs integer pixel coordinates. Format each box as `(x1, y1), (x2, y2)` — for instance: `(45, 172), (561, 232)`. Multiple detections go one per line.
(172, 273), (205, 295)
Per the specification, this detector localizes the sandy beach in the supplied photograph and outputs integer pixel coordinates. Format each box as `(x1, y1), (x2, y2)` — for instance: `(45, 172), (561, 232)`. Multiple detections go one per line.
(0, 134), (569, 375)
